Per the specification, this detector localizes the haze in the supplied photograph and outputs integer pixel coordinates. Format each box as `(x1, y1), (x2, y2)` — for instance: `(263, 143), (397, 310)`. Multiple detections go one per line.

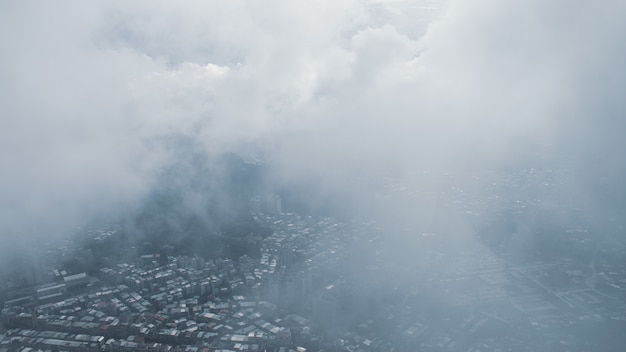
(1, 0), (626, 350)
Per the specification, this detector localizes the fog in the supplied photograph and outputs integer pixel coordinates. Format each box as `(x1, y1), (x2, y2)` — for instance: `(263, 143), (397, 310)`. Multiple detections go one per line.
(2, 0), (624, 240)
(1, 0), (626, 349)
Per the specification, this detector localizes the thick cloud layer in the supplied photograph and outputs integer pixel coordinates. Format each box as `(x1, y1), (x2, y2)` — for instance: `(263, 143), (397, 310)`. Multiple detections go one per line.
(1, 0), (625, 252)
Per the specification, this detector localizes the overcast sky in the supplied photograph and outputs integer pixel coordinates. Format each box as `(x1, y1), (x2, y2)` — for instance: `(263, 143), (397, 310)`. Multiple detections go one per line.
(1, 0), (625, 248)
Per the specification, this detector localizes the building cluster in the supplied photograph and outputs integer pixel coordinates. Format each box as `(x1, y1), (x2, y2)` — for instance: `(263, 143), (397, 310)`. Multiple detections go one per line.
(1, 265), (317, 351)
(2, 208), (626, 352)
(0, 213), (357, 352)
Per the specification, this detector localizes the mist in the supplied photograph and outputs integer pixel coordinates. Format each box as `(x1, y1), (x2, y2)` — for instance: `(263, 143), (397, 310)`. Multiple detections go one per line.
(1, 0), (621, 229)
(1, 0), (626, 350)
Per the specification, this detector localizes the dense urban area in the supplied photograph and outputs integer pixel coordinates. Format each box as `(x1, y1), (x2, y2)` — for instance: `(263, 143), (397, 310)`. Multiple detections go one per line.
(2, 168), (626, 352)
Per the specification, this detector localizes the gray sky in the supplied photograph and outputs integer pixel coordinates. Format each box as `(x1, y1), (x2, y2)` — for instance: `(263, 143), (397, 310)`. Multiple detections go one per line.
(1, 0), (625, 247)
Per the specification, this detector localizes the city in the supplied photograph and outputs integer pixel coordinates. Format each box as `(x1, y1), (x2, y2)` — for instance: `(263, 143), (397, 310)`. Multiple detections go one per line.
(2, 174), (626, 351)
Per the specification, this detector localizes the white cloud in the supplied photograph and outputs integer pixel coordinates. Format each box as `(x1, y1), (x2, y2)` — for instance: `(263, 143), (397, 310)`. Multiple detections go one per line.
(0, 0), (624, 245)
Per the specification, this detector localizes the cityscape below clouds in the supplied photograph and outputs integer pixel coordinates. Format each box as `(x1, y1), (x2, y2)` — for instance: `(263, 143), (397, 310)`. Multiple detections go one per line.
(1, 1), (626, 351)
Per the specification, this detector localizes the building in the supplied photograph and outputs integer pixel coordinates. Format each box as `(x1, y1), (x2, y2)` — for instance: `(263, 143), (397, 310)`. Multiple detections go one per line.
(64, 273), (89, 290)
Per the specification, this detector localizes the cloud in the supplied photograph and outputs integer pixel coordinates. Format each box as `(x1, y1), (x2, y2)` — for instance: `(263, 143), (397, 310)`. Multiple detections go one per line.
(0, 0), (625, 254)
